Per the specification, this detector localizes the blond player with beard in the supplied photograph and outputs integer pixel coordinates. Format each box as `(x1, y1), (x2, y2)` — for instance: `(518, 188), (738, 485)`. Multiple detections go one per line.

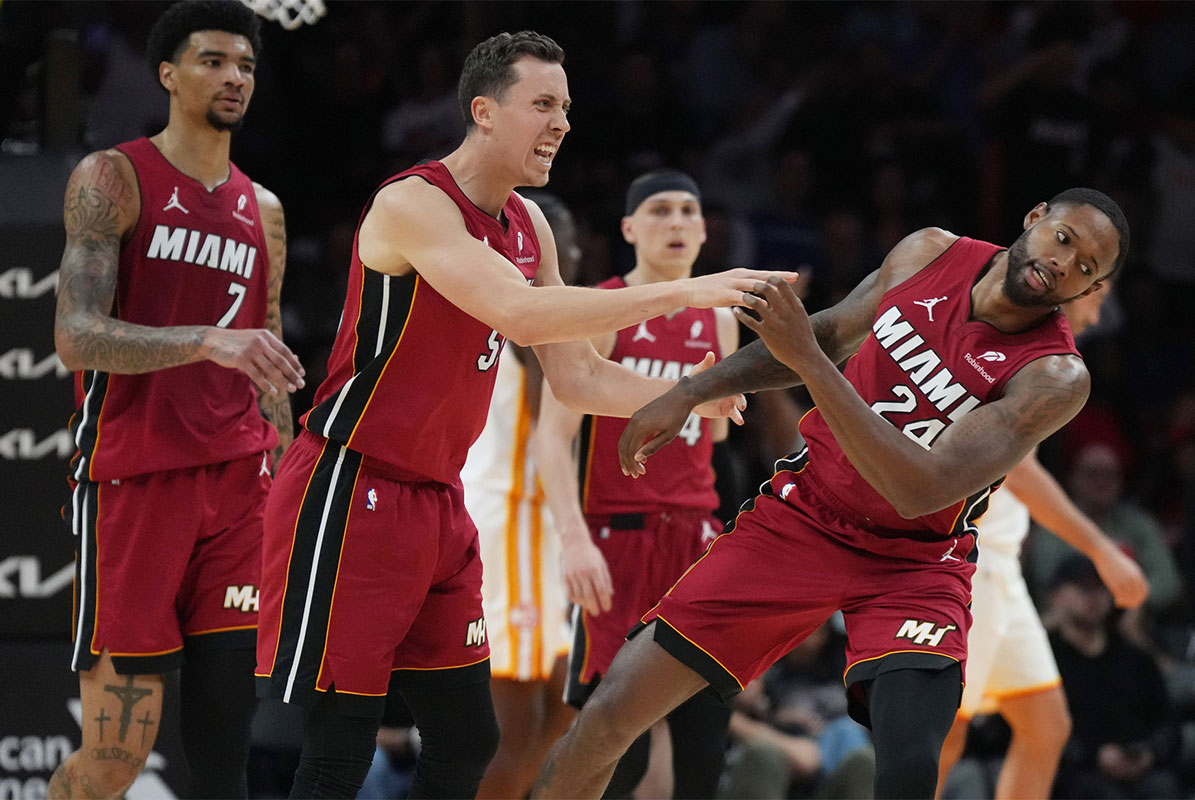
(935, 284), (1149, 800)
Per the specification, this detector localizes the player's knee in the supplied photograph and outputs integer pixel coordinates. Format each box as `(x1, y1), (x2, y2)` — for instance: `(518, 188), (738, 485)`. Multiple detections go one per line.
(572, 688), (642, 758)
(874, 741), (940, 800)
(1027, 704), (1071, 752)
(466, 709), (501, 773)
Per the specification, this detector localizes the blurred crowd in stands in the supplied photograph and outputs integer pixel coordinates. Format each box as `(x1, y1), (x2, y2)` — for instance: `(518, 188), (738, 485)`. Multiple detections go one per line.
(3, 1), (1194, 796)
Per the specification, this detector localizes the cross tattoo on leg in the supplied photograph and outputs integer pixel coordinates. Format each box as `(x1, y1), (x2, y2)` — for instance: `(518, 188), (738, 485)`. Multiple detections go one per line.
(104, 675), (153, 743)
(94, 708), (110, 741)
(138, 709), (155, 748)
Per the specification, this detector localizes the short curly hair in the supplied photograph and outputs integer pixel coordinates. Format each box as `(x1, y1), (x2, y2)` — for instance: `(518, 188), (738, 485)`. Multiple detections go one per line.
(146, 0), (263, 79)
(458, 31), (564, 129)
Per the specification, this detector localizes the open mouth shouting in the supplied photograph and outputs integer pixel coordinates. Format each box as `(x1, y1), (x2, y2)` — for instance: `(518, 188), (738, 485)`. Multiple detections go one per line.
(534, 143), (557, 165)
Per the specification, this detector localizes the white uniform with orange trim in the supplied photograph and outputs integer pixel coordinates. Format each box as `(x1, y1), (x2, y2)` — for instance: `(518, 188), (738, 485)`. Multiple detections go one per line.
(962, 487), (1061, 715)
(462, 349), (569, 681)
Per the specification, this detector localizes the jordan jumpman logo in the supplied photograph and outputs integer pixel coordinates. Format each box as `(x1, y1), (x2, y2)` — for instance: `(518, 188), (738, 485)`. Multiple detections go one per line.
(914, 296), (948, 322)
(632, 321), (656, 343)
(163, 186), (189, 214)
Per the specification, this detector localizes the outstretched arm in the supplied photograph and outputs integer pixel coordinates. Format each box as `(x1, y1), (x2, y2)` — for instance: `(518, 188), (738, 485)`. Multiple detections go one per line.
(357, 179), (786, 347)
(53, 151), (305, 397)
(255, 184), (297, 463)
(617, 229), (958, 469)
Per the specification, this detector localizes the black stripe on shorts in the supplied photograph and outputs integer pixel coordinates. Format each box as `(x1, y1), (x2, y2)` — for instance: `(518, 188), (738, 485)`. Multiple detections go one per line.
(268, 441), (363, 707)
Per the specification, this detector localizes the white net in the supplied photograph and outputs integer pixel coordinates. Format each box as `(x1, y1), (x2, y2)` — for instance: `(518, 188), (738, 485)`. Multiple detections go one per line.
(240, 0), (327, 30)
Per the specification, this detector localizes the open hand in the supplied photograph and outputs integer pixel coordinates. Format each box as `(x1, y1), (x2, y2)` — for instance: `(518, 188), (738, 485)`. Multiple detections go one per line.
(206, 327), (306, 396)
(687, 269), (799, 310)
(691, 351), (747, 424)
(562, 533), (613, 615)
(617, 387), (696, 477)
(733, 276), (820, 373)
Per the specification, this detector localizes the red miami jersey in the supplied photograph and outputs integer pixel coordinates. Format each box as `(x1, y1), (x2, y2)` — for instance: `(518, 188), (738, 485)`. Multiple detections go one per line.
(301, 161), (541, 485)
(69, 137), (274, 482)
(779, 236), (1080, 548)
(580, 277), (721, 515)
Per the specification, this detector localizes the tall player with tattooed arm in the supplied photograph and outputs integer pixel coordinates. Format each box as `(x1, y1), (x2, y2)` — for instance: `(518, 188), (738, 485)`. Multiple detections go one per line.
(253, 31), (780, 799)
(49, 3), (303, 798)
(534, 188), (1130, 800)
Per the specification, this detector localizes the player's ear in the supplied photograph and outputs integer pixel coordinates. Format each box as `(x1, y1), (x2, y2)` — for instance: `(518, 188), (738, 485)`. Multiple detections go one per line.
(471, 96), (494, 130)
(159, 61), (177, 92)
(1023, 202), (1049, 230)
(620, 216), (636, 245)
(1078, 279), (1104, 298)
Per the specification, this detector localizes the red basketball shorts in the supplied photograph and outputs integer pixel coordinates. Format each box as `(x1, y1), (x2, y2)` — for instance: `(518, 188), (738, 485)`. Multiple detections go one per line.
(256, 432), (489, 716)
(566, 508), (721, 706)
(636, 476), (973, 708)
(70, 451), (270, 674)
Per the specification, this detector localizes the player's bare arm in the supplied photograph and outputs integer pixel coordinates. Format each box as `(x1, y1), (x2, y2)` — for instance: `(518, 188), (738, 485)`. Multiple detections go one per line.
(360, 178), (783, 347)
(617, 228), (956, 471)
(53, 151), (305, 396)
(532, 379), (614, 616)
(1004, 451), (1148, 608)
(255, 183), (297, 459)
(519, 201), (738, 420)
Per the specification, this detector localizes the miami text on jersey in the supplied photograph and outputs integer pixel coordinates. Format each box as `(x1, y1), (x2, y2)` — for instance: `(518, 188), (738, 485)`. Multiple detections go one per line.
(871, 306), (981, 423)
(147, 224), (259, 279)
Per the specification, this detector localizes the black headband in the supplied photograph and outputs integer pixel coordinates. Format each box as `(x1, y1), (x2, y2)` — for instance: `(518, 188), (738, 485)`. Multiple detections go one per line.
(624, 169), (701, 216)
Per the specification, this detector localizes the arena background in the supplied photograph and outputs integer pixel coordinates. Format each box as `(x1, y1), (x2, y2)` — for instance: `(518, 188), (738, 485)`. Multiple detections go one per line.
(1, 1), (1193, 796)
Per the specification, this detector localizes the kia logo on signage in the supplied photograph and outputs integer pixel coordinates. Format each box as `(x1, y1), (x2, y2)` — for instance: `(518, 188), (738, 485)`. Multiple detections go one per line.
(0, 349), (70, 380)
(0, 268), (57, 299)
(0, 429), (74, 460)
(0, 556), (73, 598)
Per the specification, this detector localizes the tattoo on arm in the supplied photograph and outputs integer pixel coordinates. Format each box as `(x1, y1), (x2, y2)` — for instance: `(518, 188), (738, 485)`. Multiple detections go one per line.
(56, 153), (209, 373)
(1006, 365), (1089, 440)
(258, 191), (294, 458)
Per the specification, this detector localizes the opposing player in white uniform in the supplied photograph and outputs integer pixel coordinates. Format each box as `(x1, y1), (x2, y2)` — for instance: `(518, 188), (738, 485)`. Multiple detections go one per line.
(936, 285), (1150, 800)
(464, 194), (579, 799)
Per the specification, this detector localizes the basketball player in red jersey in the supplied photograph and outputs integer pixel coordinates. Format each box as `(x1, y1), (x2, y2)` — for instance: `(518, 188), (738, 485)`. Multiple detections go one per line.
(49, 3), (304, 799)
(253, 31), (778, 798)
(534, 169), (737, 798)
(533, 188), (1130, 800)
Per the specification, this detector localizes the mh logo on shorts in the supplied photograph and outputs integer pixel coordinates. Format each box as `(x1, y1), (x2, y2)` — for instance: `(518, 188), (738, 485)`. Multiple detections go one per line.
(464, 616), (487, 647)
(894, 619), (956, 647)
(223, 584), (259, 613)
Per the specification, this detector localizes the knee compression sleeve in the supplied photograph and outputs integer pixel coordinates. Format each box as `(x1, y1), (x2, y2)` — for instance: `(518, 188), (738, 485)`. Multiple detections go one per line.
(288, 692), (381, 799)
(666, 690), (731, 799)
(179, 646), (257, 799)
(868, 664), (962, 800)
(398, 678), (499, 799)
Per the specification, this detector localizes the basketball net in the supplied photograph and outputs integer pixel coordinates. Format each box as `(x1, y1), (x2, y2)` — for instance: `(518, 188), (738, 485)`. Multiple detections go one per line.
(240, 0), (326, 30)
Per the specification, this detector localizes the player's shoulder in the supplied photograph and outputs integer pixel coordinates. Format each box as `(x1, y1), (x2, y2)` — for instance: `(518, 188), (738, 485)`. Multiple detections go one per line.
(372, 172), (454, 218)
(1003, 351), (1091, 409)
(513, 190), (543, 217)
(878, 227), (959, 288)
(891, 227), (959, 263)
(252, 181), (283, 214)
(70, 147), (138, 190)
(65, 148), (141, 231)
